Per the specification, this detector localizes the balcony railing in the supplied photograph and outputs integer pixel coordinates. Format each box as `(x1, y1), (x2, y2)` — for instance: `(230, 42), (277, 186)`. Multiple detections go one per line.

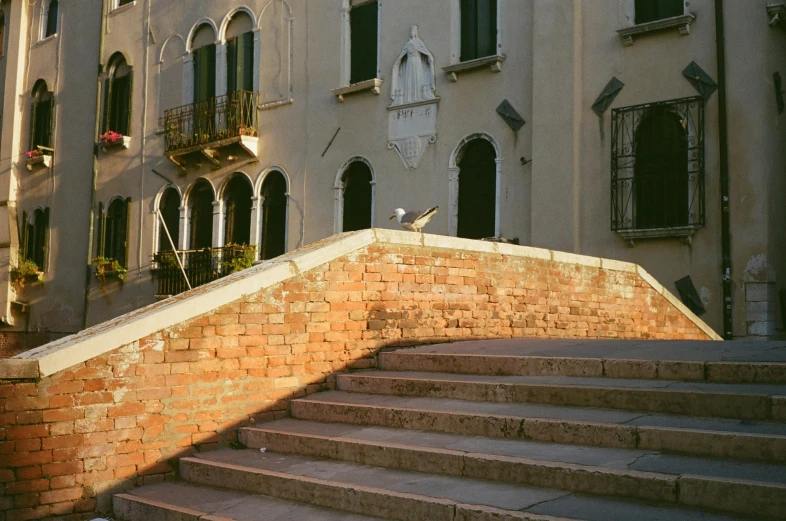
(153, 245), (256, 297)
(161, 90), (259, 156)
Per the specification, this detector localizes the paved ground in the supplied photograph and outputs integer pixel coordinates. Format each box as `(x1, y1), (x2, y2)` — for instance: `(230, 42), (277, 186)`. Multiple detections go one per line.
(401, 338), (786, 362)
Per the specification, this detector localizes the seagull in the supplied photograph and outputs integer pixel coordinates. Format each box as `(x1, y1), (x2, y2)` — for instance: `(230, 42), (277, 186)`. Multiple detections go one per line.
(389, 206), (439, 232)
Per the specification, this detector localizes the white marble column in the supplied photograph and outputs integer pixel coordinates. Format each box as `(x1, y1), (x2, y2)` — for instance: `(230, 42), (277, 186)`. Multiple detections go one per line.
(178, 206), (189, 250)
(215, 41), (228, 98)
(494, 157), (503, 238)
(212, 200), (224, 248)
(249, 195), (261, 261)
(448, 167), (460, 236)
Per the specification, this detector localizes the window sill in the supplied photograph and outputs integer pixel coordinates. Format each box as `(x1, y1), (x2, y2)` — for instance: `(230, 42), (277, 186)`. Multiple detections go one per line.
(617, 225), (701, 246)
(442, 55), (505, 82)
(25, 154), (52, 171)
(768, 3), (786, 26)
(258, 98), (294, 111)
(331, 78), (383, 102)
(617, 13), (696, 46)
(109, 1), (136, 16)
(100, 136), (131, 151)
(33, 34), (58, 49)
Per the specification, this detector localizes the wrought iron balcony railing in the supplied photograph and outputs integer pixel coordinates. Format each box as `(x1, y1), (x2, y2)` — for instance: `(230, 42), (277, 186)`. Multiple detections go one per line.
(153, 245), (256, 297)
(161, 90), (259, 156)
(611, 96), (705, 233)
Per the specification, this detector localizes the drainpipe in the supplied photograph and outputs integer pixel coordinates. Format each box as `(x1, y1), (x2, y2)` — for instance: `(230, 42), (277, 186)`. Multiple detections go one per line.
(82, 1), (108, 329)
(715, 0), (732, 340)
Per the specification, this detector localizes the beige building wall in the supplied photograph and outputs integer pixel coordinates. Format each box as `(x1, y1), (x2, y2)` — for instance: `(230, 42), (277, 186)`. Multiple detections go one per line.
(0, 0), (783, 340)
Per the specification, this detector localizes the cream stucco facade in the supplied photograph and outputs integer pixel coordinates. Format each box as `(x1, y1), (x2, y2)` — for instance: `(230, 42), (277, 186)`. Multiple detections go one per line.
(0, 0), (784, 342)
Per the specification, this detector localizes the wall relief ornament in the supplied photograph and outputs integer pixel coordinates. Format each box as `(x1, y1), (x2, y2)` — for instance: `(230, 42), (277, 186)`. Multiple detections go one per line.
(388, 26), (439, 169)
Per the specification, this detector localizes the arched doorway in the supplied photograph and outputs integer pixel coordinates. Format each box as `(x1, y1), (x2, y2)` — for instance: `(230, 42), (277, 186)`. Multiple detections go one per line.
(223, 175), (253, 245)
(260, 171), (287, 260)
(634, 107), (689, 229)
(457, 138), (496, 239)
(188, 180), (214, 249)
(158, 187), (180, 252)
(341, 161), (373, 232)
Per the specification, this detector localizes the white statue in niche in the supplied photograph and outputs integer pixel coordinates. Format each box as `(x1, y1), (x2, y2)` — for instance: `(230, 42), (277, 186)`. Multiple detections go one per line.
(391, 25), (436, 107)
(388, 25), (439, 169)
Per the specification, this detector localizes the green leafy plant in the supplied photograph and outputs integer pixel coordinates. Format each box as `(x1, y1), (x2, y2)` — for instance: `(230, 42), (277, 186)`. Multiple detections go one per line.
(221, 244), (255, 274)
(92, 256), (127, 284)
(10, 257), (42, 292)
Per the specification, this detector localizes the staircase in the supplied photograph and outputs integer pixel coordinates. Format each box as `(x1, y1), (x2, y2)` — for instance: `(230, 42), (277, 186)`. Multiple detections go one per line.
(113, 339), (786, 521)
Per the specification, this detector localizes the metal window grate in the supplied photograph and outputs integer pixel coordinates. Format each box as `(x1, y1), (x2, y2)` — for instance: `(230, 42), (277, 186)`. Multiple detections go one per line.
(611, 96), (705, 232)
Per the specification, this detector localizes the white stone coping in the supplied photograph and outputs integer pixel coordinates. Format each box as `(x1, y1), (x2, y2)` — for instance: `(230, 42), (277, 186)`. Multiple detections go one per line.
(0, 229), (721, 380)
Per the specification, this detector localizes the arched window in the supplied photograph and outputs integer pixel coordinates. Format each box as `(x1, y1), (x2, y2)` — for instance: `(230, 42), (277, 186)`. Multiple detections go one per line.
(460, 0), (497, 62)
(188, 180), (214, 249)
(192, 24), (216, 103)
(157, 188), (180, 252)
(30, 81), (54, 151)
(457, 138), (496, 239)
(341, 161), (373, 232)
(43, 0), (58, 39)
(223, 175), (252, 245)
(104, 54), (133, 136)
(259, 172), (287, 260)
(99, 198), (130, 268)
(634, 107), (689, 228)
(635, 0), (684, 25)
(21, 208), (50, 270)
(225, 12), (254, 94)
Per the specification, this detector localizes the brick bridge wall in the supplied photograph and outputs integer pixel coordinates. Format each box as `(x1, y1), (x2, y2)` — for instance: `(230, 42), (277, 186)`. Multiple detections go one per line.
(0, 230), (718, 520)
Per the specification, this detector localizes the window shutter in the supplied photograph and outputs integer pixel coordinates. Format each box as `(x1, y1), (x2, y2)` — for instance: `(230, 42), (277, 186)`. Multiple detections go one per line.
(42, 208), (50, 272)
(122, 71), (133, 135)
(29, 102), (37, 151)
(122, 198), (131, 268)
(193, 49), (201, 103)
(97, 202), (105, 258)
(44, 97), (54, 148)
(206, 44), (216, 99)
(349, 2), (378, 84)
(460, 0), (478, 62)
(240, 32), (254, 92)
(20, 211), (28, 262)
(476, 0), (497, 59)
(102, 77), (111, 133)
(226, 37), (238, 94)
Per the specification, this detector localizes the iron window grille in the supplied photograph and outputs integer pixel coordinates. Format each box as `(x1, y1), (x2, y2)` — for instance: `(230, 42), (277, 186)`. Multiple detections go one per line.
(611, 96), (705, 233)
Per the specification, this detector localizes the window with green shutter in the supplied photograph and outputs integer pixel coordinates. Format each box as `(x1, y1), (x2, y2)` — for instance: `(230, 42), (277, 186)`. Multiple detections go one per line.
(30, 81), (54, 150)
(44, 0), (58, 38)
(21, 208), (49, 270)
(350, 1), (378, 84)
(193, 44), (216, 103)
(105, 54), (133, 135)
(103, 198), (130, 268)
(460, 0), (497, 62)
(227, 31), (254, 93)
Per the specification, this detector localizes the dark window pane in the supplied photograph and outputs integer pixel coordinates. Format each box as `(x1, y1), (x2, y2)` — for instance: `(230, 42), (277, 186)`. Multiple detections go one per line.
(194, 44), (216, 102)
(260, 172), (287, 260)
(105, 199), (129, 267)
(45, 0), (58, 37)
(31, 92), (53, 150)
(189, 182), (214, 250)
(350, 1), (378, 84)
(461, 0), (496, 62)
(158, 188), (180, 252)
(33, 209), (47, 268)
(224, 176), (253, 245)
(635, 0), (683, 24)
(342, 162), (373, 232)
(457, 139), (496, 239)
(109, 72), (131, 135)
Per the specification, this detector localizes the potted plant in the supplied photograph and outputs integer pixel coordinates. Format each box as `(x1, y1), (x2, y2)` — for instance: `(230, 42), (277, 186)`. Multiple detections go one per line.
(25, 148), (52, 170)
(245, 127), (257, 137)
(92, 256), (127, 284)
(220, 244), (256, 275)
(10, 258), (42, 292)
(99, 130), (130, 149)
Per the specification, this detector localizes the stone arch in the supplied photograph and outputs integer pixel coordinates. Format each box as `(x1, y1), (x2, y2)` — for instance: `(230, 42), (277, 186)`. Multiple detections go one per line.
(185, 178), (216, 250)
(255, 166), (291, 197)
(448, 132), (503, 238)
(220, 173), (254, 247)
(186, 19), (219, 52)
(333, 156), (376, 234)
(153, 185), (183, 253)
(257, 168), (289, 260)
(220, 6), (258, 41)
(158, 35), (187, 117)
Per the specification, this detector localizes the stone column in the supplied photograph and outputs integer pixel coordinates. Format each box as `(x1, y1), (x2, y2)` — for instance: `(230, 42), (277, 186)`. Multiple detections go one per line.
(179, 206), (189, 250)
(494, 157), (503, 238)
(249, 196), (261, 261)
(448, 167), (460, 236)
(212, 200), (224, 248)
(215, 41), (228, 99)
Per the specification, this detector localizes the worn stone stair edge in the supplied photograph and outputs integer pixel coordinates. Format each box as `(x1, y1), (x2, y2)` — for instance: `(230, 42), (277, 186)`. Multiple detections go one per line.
(0, 228), (719, 379)
(178, 456), (580, 521)
(335, 373), (783, 421)
(240, 426), (786, 518)
(378, 352), (786, 384)
(114, 493), (205, 521)
(290, 399), (786, 462)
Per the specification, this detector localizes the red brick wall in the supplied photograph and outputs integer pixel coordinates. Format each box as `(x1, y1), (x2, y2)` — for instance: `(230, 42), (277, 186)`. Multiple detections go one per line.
(0, 243), (711, 520)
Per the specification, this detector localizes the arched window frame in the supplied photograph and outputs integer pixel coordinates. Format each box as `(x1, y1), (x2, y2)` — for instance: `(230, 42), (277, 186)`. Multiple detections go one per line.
(20, 207), (50, 272)
(255, 168), (290, 260)
(153, 185), (182, 254)
(187, 20), (218, 104)
(333, 157), (376, 234)
(29, 80), (54, 152)
(219, 173), (254, 247)
(103, 53), (133, 136)
(448, 132), (502, 238)
(220, 8), (259, 96)
(98, 196), (131, 268)
(41, 0), (59, 40)
(184, 178), (216, 250)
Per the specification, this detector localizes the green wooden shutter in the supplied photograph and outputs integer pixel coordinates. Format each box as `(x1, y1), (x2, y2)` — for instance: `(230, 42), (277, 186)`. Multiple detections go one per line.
(29, 102), (37, 150)
(460, 0), (477, 62)
(350, 2), (378, 84)
(226, 37), (238, 94)
(206, 44), (216, 99)
(476, 0), (496, 59)
(119, 71), (133, 135)
(102, 78), (111, 133)
(193, 49), (202, 102)
(239, 32), (254, 92)
(42, 208), (50, 271)
(123, 198), (131, 268)
(45, 97), (54, 148)
(195, 44), (216, 102)
(20, 211), (28, 262)
(97, 202), (105, 258)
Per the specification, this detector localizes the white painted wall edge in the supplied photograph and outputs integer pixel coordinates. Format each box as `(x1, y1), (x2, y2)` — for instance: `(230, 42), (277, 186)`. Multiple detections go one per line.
(0, 229), (721, 379)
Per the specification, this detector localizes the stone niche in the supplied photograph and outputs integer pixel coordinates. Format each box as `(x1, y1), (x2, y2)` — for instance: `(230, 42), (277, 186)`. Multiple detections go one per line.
(388, 25), (439, 169)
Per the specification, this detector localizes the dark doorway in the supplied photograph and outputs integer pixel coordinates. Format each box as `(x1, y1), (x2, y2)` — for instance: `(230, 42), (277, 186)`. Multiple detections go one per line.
(342, 161), (373, 232)
(189, 181), (214, 250)
(224, 175), (253, 245)
(158, 188), (180, 252)
(260, 171), (287, 260)
(634, 107), (689, 229)
(457, 139), (496, 239)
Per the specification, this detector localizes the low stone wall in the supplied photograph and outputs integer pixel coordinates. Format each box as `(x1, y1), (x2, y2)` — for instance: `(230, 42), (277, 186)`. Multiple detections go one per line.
(0, 332), (72, 359)
(0, 230), (718, 520)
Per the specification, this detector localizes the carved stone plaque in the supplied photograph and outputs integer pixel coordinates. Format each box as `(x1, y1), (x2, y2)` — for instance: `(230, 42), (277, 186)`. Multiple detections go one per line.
(388, 26), (438, 169)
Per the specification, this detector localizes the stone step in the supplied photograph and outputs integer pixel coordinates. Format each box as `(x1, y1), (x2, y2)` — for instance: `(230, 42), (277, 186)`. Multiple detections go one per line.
(290, 391), (786, 462)
(113, 481), (388, 521)
(239, 418), (786, 519)
(336, 371), (786, 421)
(377, 340), (786, 384)
(178, 449), (757, 521)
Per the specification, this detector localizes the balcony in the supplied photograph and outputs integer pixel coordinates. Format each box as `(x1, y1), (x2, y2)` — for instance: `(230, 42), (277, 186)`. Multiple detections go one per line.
(161, 90), (259, 170)
(153, 245), (255, 297)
